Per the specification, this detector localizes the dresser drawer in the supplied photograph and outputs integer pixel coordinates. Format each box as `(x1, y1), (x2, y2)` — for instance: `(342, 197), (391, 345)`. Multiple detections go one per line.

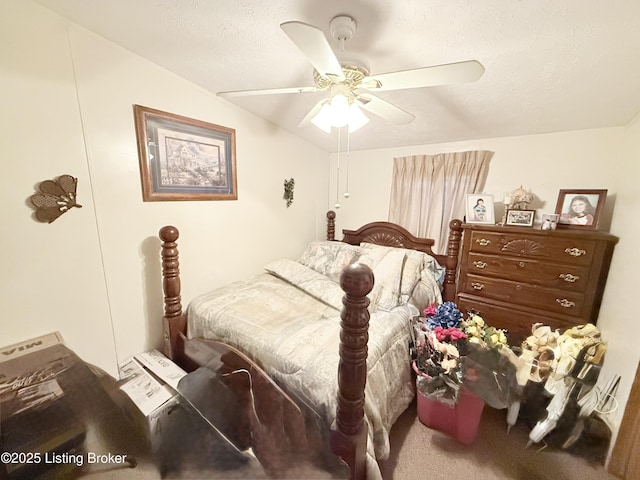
(466, 253), (591, 291)
(457, 295), (575, 345)
(463, 274), (585, 317)
(468, 230), (597, 266)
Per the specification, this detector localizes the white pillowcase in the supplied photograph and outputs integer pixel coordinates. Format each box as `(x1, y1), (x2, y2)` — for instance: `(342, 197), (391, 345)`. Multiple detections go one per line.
(368, 249), (406, 312)
(297, 240), (362, 283)
(359, 243), (442, 303)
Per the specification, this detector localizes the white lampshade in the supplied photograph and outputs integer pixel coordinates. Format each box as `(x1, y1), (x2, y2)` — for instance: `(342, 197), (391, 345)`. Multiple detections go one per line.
(311, 94), (369, 133)
(310, 103), (333, 133)
(328, 94), (349, 127)
(346, 102), (369, 132)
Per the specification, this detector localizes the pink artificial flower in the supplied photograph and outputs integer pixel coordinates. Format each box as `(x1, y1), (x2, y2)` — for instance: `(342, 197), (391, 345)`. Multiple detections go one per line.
(434, 327), (467, 342)
(423, 303), (438, 317)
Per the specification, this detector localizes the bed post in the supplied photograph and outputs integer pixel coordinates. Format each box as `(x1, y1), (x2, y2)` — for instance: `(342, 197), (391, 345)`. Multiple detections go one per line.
(331, 263), (374, 480)
(327, 210), (336, 240)
(159, 225), (187, 362)
(443, 219), (463, 302)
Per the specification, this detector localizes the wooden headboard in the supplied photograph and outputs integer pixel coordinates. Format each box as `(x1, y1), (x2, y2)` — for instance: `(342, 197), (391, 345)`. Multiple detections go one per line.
(325, 210), (463, 302)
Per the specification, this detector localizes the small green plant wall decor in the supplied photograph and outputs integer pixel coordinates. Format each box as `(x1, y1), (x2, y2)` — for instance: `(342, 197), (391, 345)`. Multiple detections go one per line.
(283, 178), (295, 207)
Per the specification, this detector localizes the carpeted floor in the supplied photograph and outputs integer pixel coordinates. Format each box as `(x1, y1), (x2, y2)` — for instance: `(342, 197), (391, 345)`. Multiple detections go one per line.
(78, 397), (618, 480)
(381, 400), (617, 480)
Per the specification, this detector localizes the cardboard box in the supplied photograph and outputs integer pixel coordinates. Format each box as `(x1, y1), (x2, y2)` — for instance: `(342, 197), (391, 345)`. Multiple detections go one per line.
(117, 350), (187, 447)
(0, 333), (88, 479)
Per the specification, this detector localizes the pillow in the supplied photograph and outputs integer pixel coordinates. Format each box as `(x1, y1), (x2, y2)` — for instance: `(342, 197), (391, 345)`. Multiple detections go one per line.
(409, 268), (444, 313)
(359, 243), (444, 303)
(297, 241), (362, 283)
(368, 249), (406, 312)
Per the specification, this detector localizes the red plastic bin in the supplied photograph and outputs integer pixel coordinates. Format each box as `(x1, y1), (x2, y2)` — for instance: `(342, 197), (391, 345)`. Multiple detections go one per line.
(416, 387), (485, 444)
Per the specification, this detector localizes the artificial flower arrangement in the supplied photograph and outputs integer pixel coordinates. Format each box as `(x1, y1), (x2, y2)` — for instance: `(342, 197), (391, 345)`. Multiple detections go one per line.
(412, 302), (517, 408)
(459, 310), (520, 410)
(412, 302), (469, 405)
(461, 312), (508, 348)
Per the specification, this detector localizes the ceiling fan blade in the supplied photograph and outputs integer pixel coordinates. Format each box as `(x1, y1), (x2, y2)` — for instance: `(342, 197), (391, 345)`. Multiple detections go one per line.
(356, 94), (415, 125)
(281, 21), (344, 80)
(362, 60), (484, 92)
(218, 86), (319, 97)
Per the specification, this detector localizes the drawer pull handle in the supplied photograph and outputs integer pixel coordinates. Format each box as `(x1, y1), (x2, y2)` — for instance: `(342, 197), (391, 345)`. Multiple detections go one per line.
(473, 261), (487, 269)
(476, 238), (491, 246)
(559, 273), (580, 283)
(556, 298), (576, 308)
(565, 247), (587, 257)
(471, 282), (484, 290)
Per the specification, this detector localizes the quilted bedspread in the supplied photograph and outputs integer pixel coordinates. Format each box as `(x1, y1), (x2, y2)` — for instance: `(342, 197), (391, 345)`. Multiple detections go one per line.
(186, 258), (424, 466)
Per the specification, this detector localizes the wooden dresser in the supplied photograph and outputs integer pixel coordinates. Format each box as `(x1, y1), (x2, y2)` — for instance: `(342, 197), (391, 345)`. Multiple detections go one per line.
(456, 224), (618, 345)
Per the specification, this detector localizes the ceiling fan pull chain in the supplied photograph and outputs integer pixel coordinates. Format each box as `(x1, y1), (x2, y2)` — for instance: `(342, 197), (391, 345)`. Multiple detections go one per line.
(344, 128), (351, 198)
(335, 128), (341, 209)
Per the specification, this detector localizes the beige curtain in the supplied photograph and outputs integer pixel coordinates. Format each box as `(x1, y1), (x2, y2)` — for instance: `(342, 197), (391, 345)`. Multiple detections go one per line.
(388, 150), (493, 254)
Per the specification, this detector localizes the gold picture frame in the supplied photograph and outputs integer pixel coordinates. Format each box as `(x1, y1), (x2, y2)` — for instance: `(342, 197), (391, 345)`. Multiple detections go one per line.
(134, 105), (237, 201)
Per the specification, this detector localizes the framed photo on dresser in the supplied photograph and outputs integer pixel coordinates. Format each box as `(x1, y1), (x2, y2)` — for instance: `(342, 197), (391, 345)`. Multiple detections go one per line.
(555, 189), (607, 230)
(465, 194), (495, 224)
(505, 209), (535, 227)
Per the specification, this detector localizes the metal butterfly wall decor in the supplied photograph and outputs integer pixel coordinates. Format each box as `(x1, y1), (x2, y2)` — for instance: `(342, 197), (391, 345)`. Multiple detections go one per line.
(30, 174), (82, 223)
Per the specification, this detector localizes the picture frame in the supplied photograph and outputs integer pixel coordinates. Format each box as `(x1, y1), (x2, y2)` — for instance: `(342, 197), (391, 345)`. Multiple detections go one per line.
(505, 209), (535, 227)
(540, 213), (560, 231)
(465, 194), (495, 224)
(134, 105), (237, 201)
(555, 189), (607, 230)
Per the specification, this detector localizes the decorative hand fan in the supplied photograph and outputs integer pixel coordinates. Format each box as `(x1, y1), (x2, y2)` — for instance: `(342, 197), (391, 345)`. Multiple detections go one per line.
(30, 174), (82, 223)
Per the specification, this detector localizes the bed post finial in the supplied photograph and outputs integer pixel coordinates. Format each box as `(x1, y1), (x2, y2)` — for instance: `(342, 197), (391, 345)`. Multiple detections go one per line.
(331, 262), (373, 480)
(327, 210), (336, 241)
(159, 225), (186, 360)
(443, 219), (463, 302)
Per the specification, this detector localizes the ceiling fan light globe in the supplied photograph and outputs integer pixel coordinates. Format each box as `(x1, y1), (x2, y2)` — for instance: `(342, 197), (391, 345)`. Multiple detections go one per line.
(310, 103), (333, 133)
(346, 103), (369, 132)
(328, 95), (350, 126)
(310, 94), (369, 132)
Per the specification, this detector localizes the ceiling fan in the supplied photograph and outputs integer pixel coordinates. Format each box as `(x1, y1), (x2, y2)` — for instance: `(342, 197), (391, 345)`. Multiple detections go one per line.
(217, 15), (484, 133)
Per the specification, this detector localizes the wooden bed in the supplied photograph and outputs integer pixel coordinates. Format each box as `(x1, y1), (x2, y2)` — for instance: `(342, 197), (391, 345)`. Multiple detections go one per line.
(158, 211), (463, 479)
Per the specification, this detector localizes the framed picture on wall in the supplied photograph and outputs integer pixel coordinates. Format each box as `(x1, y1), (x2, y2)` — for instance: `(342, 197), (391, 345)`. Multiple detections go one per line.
(555, 189), (607, 230)
(505, 209), (535, 227)
(133, 105), (237, 201)
(465, 194), (495, 224)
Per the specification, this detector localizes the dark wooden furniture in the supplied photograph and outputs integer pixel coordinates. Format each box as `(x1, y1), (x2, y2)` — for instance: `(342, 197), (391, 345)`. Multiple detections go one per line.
(456, 223), (618, 345)
(158, 211), (463, 479)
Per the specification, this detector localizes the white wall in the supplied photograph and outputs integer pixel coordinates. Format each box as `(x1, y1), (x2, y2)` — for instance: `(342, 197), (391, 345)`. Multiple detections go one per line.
(1, 0), (328, 376)
(599, 111), (640, 455)
(328, 125), (639, 458)
(328, 128), (622, 237)
(1, 0), (117, 373)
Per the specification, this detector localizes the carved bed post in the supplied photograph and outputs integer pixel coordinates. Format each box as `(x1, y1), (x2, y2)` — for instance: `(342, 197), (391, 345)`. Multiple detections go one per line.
(443, 219), (463, 302)
(331, 263), (374, 480)
(159, 225), (186, 362)
(327, 210), (336, 240)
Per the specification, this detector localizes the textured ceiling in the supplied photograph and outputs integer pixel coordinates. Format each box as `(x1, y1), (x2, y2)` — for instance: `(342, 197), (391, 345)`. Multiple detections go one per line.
(34, 0), (640, 153)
